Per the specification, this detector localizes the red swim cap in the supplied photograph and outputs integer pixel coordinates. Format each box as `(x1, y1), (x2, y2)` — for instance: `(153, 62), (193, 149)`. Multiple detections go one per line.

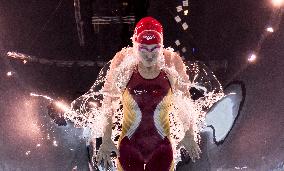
(134, 17), (163, 45)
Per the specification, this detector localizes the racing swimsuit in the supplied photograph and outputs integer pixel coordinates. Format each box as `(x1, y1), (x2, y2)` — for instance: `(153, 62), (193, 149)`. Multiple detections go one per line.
(118, 68), (174, 171)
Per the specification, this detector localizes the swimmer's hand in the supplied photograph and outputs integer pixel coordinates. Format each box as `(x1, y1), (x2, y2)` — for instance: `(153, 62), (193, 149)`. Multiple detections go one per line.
(96, 138), (119, 170)
(176, 130), (201, 162)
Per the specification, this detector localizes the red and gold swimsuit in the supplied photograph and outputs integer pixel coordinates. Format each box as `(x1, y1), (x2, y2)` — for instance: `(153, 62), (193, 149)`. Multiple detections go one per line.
(118, 68), (174, 171)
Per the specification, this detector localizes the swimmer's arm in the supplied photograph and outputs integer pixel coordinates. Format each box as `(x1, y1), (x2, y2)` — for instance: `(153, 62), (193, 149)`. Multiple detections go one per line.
(95, 48), (129, 166)
(102, 115), (113, 141)
(101, 48), (128, 139)
(172, 54), (197, 142)
(164, 50), (196, 134)
(174, 55), (195, 135)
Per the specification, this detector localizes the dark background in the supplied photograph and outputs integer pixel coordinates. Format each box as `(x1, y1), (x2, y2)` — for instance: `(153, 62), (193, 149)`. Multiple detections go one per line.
(0, 0), (283, 170)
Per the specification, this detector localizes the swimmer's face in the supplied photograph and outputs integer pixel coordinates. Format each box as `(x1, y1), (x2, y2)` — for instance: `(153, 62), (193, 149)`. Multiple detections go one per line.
(137, 44), (162, 67)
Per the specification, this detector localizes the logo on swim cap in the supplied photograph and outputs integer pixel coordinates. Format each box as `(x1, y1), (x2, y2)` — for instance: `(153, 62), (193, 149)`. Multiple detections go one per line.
(143, 35), (156, 40)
